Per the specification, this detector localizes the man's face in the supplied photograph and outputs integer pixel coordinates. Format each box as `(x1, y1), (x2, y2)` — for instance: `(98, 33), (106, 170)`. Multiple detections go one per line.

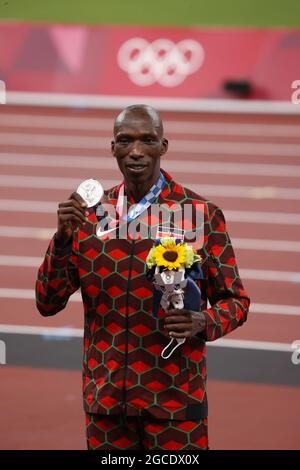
(111, 113), (168, 185)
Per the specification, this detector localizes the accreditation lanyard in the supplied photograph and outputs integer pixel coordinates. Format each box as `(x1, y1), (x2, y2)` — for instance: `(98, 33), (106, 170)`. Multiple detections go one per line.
(116, 170), (166, 222)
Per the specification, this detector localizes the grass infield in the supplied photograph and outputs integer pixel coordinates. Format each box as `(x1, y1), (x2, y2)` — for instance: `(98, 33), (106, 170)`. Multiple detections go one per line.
(0, 0), (299, 27)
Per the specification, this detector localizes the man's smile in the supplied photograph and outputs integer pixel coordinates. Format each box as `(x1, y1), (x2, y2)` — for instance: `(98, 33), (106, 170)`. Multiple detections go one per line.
(126, 163), (148, 174)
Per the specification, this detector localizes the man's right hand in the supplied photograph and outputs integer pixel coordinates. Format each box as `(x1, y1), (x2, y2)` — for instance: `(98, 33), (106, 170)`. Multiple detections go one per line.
(56, 192), (88, 246)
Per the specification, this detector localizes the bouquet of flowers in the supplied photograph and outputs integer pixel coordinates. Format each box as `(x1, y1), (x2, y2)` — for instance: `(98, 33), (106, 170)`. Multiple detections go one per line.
(146, 238), (203, 359)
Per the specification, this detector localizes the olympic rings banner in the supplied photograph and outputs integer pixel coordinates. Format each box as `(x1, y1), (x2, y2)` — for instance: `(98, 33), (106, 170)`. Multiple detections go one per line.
(0, 22), (299, 100)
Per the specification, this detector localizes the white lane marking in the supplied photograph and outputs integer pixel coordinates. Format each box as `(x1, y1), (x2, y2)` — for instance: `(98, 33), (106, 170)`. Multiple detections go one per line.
(0, 288), (36, 300)
(1, 175), (300, 200)
(1, 153), (300, 178)
(1, 227), (300, 252)
(167, 122), (300, 138)
(224, 210), (300, 225)
(0, 199), (58, 213)
(0, 174), (94, 189)
(0, 255), (42, 267)
(6, 91), (300, 115)
(0, 324), (83, 337)
(232, 238), (300, 252)
(208, 339), (294, 352)
(0, 322), (295, 352)
(0, 199), (299, 224)
(240, 268), (300, 282)
(0, 289), (298, 316)
(197, 184), (300, 200)
(250, 303), (300, 316)
(0, 132), (300, 156)
(0, 288), (81, 301)
(1, 114), (300, 138)
(0, 255), (299, 282)
(0, 115), (114, 131)
(0, 226), (54, 239)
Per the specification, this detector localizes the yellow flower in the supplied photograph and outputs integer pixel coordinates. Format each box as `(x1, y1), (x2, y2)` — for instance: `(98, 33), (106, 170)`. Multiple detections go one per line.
(146, 238), (202, 271)
(152, 239), (187, 270)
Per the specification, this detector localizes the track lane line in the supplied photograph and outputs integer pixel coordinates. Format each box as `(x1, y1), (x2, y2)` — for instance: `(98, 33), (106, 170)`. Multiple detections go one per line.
(1, 153), (300, 177)
(0, 256), (299, 282)
(1, 132), (300, 156)
(1, 114), (300, 137)
(0, 288), (298, 316)
(6, 91), (300, 114)
(0, 323), (296, 352)
(0, 200), (300, 224)
(1, 176), (300, 200)
(1, 226), (299, 252)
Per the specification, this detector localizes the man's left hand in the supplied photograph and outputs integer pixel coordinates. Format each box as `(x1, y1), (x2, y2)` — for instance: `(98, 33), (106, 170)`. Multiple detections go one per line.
(164, 309), (206, 338)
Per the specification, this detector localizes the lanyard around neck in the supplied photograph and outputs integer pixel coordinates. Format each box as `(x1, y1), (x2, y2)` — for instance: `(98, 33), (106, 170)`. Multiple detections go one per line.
(116, 170), (166, 222)
(96, 171), (166, 232)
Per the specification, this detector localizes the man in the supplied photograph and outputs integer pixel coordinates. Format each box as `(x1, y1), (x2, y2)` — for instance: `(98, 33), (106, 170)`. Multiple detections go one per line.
(36, 105), (250, 450)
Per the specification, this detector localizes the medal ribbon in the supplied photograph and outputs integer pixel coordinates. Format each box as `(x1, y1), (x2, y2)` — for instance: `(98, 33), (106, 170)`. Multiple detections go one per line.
(96, 170), (166, 224)
(117, 170), (166, 222)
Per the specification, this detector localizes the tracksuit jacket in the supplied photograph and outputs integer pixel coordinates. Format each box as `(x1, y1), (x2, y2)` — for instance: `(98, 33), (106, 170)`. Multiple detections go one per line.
(36, 169), (250, 421)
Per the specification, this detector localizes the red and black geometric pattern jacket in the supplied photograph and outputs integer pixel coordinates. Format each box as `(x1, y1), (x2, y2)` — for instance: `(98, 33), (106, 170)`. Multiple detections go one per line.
(36, 169), (250, 421)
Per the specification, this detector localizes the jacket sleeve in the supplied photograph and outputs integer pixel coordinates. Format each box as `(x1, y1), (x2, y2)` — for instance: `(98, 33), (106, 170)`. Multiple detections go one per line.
(35, 232), (80, 316)
(199, 203), (250, 342)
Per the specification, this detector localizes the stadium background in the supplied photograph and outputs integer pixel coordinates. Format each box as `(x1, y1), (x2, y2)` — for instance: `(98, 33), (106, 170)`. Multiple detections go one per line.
(0, 0), (299, 450)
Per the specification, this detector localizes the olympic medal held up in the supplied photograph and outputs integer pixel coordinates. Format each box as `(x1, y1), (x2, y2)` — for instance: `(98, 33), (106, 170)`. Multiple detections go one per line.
(76, 179), (103, 208)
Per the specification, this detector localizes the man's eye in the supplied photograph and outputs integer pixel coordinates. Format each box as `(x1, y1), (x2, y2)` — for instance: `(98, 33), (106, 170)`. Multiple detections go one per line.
(143, 137), (155, 144)
(117, 139), (129, 145)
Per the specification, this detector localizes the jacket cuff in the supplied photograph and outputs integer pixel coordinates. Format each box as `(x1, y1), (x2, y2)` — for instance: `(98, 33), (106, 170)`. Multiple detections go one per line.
(200, 309), (223, 342)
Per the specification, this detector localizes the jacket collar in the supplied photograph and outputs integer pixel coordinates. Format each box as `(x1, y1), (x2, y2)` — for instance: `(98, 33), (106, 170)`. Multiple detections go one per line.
(104, 168), (179, 205)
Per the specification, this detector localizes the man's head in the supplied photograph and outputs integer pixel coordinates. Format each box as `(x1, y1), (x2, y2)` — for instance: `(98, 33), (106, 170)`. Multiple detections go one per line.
(111, 105), (168, 188)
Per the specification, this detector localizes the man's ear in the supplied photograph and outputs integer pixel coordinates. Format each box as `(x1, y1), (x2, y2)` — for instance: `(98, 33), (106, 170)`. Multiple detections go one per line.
(111, 141), (115, 155)
(160, 138), (168, 155)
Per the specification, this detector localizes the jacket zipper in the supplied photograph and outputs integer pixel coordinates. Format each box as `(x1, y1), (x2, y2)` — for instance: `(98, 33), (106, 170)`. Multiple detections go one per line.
(121, 239), (135, 418)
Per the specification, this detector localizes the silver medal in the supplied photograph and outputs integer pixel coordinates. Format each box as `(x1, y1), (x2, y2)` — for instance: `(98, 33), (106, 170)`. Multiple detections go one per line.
(76, 179), (103, 208)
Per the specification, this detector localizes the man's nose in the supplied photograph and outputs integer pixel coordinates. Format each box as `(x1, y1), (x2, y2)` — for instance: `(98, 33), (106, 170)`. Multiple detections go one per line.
(130, 141), (144, 158)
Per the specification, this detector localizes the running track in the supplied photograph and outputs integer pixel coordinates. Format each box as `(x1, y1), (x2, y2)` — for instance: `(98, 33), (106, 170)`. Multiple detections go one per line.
(0, 105), (299, 449)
